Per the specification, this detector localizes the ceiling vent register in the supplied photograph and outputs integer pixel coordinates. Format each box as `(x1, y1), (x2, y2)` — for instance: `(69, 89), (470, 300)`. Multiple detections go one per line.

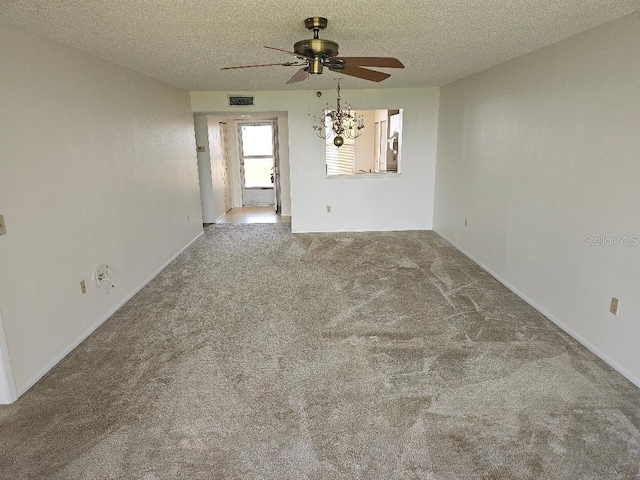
(229, 96), (254, 106)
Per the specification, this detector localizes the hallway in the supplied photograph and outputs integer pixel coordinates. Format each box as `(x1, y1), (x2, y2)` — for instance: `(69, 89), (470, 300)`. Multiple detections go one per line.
(214, 206), (291, 224)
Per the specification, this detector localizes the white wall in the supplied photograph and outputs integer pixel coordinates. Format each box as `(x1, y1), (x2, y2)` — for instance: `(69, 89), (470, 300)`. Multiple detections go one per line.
(354, 110), (376, 173)
(434, 13), (640, 386)
(191, 88), (439, 232)
(0, 23), (203, 401)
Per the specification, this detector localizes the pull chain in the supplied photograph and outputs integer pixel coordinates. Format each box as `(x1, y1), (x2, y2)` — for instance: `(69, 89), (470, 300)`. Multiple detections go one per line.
(307, 73), (311, 118)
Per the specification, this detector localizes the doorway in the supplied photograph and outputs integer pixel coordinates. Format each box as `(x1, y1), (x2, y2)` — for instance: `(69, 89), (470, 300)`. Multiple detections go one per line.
(237, 121), (281, 213)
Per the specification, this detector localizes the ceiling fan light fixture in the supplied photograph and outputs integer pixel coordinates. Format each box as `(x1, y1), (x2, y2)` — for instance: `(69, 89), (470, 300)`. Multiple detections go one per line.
(310, 57), (323, 74)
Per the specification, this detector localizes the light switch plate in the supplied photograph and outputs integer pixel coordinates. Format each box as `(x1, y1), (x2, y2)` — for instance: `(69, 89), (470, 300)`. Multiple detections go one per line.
(0, 215), (6, 236)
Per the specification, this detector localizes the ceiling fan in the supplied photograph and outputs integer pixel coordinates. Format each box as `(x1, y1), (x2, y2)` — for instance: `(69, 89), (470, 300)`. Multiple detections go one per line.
(221, 17), (405, 84)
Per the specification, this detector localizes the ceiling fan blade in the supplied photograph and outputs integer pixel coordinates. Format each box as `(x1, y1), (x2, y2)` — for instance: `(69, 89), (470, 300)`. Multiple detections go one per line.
(330, 57), (405, 68)
(287, 68), (309, 84)
(221, 62), (299, 70)
(264, 46), (313, 60)
(330, 65), (391, 82)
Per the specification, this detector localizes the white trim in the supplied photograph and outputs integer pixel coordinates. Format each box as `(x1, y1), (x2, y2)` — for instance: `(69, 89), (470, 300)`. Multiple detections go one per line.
(292, 227), (431, 234)
(0, 311), (17, 404)
(435, 230), (640, 389)
(15, 232), (204, 399)
(326, 172), (402, 179)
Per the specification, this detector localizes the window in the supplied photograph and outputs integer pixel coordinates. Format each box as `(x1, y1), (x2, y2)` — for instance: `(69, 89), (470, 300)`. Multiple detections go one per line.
(325, 131), (355, 175)
(240, 124), (274, 188)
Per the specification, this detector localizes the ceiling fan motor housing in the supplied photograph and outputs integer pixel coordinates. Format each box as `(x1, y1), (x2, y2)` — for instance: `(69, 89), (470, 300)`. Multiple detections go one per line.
(295, 17), (338, 74)
(294, 38), (339, 57)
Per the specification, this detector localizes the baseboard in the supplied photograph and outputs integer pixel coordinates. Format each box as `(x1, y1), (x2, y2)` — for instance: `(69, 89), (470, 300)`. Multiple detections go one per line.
(435, 229), (640, 390)
(15, 231), (204, 399)
(292, 226), (431, 234)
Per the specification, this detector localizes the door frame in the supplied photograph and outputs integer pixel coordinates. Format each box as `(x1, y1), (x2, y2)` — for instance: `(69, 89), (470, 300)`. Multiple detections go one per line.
(236, 119), (281, 213)
(219, 121), (233, 213)
(0, 310), (16, 404)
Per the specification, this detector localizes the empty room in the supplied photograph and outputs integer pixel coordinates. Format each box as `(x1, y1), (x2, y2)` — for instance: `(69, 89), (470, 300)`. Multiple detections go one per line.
(1, 1), (639, 478)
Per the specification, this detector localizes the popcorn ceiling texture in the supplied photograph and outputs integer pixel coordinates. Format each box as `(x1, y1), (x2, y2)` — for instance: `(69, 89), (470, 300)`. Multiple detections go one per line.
(0, 1), (638, 90)
(0, 224), (638, 478)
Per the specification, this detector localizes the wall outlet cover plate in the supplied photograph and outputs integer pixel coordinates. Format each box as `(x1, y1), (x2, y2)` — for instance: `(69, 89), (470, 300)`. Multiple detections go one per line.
(610, 297), (620, 315)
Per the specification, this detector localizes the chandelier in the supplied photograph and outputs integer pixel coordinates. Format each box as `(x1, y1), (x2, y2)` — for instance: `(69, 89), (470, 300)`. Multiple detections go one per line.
(313, 80), (364, 147)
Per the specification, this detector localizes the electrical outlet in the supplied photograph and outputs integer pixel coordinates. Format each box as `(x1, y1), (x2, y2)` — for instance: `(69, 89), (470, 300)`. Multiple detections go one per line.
(610, 297), (620, 315)
(80, 280), (87, 295)
(326, 205), (331, 213)
(0, 214), (6, 236)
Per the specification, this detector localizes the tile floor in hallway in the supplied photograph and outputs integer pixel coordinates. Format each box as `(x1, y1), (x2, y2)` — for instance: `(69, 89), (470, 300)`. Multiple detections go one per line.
(214, 206), (291, 224)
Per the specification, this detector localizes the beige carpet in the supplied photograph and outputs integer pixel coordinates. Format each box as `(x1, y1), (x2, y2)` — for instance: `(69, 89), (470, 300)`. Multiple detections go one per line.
(1, 224), (639, 479)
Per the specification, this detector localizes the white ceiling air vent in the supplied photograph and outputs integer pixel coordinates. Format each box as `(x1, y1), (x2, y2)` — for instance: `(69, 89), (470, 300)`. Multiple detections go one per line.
(229, 96), (254, 106)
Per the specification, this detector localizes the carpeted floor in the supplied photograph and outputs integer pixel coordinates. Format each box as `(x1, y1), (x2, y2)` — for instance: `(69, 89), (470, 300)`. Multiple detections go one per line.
(1, 224), (639, 479)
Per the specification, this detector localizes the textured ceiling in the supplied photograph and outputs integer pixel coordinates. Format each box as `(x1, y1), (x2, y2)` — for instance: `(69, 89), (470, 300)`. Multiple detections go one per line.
(1, 1), (638, 91)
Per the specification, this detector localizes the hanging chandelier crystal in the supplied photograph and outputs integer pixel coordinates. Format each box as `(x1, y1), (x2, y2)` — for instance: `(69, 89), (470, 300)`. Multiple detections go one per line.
(313, 80), (364, 147)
